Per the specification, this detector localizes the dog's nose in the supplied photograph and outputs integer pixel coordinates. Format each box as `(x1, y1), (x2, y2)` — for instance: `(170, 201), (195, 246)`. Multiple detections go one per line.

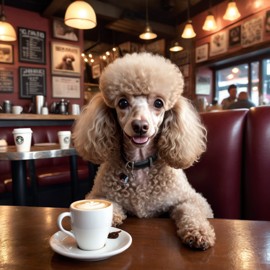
(132, 120), (149, 135)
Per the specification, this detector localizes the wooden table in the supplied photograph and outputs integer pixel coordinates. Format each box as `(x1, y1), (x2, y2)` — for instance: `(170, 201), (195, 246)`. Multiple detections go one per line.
(0, 206), (270, 270)
(0, 145), (78, 206)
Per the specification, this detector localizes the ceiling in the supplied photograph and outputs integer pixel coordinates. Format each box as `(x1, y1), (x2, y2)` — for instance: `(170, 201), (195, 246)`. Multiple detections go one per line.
(5, 0), (225, 54)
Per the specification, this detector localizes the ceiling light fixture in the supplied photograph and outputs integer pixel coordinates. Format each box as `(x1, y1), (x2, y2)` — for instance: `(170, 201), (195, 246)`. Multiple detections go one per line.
(203, 0), (217, 31)
(64, 0), (97, 30)
(169, 42), (183, 52)
(223, 0), (241, 21)
(0, 0), (16, 41)
(139, 0), (157, 40)
(181, 0), (196, 39)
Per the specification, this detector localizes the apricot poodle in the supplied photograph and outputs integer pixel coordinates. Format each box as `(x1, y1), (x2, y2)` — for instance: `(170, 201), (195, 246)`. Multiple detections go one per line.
(73, 52), (216, 250)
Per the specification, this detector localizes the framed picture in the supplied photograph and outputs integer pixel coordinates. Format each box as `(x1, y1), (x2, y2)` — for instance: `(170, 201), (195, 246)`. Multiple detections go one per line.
(18, 27), (46, 64)
(229, 25), (241, 48)
(51, 42), (81, 76)
(19, 67), (46, 98)
(0, 68), (15, 92)
(265, 10), (270, 33)
(0, 44), (13, 64)
(195, 74), (211, 95)
(195, 44), (208, 63)
(210, 31), (228, 57)
(52, 76), (81, 98)
(53, 18), (79, 41)
(241, 17), (263, 48)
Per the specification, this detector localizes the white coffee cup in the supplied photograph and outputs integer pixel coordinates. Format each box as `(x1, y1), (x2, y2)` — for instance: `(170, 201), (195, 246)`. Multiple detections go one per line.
(57, 199), (113, 251)
(12, 128), (32, 152)
(71, 104), (80, 115)
(12, 106), (23, 114)
(57, 131), (71, 149)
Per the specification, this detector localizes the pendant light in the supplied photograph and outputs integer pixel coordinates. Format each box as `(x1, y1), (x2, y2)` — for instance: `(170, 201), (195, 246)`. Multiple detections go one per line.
(181, 0), (196, 39)
(139, 0), (157, 40)
(202, 0), (217, 31)
(64, 0), (97, 30)
(223, 0), (241, 21)
(169, 42), (183, 52)
(0, 0), (16, 41)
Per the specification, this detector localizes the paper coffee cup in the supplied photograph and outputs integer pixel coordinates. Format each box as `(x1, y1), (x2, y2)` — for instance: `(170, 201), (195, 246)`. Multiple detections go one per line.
(58, 131), (71, 149)
(12, 128), (32, 152)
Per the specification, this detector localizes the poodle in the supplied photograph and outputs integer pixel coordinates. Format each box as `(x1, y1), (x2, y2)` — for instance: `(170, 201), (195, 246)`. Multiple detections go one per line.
(73, 52), (216, 250)
(55, 54), (75, 70)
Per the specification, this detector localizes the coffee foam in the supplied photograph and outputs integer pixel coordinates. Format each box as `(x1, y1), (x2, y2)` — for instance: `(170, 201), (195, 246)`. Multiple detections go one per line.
(74, 200), (110, 210)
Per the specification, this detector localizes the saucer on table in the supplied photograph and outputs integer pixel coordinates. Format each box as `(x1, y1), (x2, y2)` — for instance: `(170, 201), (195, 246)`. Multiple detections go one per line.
(50, 227), (132, 261)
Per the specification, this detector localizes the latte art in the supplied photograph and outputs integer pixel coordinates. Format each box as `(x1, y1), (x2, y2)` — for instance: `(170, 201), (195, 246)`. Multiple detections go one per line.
(74, 200), (110, 210)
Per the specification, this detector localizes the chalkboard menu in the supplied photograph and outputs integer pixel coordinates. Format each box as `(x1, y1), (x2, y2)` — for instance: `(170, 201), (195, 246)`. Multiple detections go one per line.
(19, 27), (46, 64)
(0, 69), (14, 93)
(19, 67), (46, 98)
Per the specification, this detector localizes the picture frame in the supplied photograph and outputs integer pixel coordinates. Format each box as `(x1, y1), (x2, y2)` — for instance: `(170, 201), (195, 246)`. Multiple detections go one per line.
(18, 27), (46, 64)
(0, 67), (15, 92)
(210, 31), (228, 57)
(19, 67), (46, 98)
(92, 64), (101, 79)
(195, 74), (211, 95)
(195, 44), (208, 63)
(53, 18), (79, 41)
(229, 25), (241, 48)
(51, 42), (81, 76)
(265, 10), (270, 33)
(241, 17), (263, 48)
(52, 76), (81, 98)
(0, 44), (13, 64)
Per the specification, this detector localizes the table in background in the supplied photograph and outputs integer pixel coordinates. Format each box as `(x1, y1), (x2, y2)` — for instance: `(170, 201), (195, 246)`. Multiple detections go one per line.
(0, 145), (79, 205)
(0, 205), (270, 270)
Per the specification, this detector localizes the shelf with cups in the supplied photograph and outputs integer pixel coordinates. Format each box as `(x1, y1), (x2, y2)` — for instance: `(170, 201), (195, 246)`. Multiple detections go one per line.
(0, 113), (78, 127)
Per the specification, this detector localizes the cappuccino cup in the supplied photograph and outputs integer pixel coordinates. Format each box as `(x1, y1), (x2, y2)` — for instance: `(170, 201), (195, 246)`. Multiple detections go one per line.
(12, 105), (23, 114)
(57, 199), (113, 251)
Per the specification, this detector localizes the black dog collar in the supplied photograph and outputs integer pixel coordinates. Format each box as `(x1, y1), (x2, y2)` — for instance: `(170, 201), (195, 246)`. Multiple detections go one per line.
(121, 153), (158, 170)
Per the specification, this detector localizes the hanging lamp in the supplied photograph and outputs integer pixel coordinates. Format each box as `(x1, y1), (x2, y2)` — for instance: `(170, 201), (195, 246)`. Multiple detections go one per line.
(0, 0), (16, 41)
(64, 0), (97, 30)
(181, 0), (196, 39)
(139, 0), (157, 40)
(223, 0), (241, 21)
(203, 0), (217, 31)
(169, 42), (183, 52)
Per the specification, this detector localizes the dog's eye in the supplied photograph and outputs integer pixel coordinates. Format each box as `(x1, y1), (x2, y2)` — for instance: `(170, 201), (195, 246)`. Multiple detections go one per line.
(154, 99), (164, 108)
(118, 98), (129, 109)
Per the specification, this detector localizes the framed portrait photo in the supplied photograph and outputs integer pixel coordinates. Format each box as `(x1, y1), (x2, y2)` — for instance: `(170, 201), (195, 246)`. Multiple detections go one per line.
(53, 18), (79, 41)
(195, 44), (208, 63)
(0, 44), (13, 64)
(51, 42), (81, 76)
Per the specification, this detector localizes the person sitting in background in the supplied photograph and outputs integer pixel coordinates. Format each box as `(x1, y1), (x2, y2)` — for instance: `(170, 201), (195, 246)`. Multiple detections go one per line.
(228, 91), (255, 109)
(207, 98), (222, 111)
(221, 84), (237, 109)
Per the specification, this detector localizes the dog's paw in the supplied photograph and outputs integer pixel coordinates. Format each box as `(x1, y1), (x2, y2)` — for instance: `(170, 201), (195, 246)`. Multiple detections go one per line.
(112, 213), (124, 227)
(179, 224), (216, 250)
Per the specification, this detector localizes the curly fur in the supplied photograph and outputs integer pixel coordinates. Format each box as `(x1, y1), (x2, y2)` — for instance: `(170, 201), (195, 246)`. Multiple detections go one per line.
(73, 52), (216, 250)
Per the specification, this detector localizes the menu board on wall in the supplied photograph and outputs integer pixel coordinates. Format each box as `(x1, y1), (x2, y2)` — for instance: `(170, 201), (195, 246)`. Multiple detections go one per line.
(0, 69), (14, 93)
(19, 27), (46, 64)
(19, 67), (46, 98)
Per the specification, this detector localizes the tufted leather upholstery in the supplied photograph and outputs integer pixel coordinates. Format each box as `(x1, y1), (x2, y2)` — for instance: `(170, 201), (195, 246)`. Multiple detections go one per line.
(243, 106), (270, 220)
(185, 109), (248, 219)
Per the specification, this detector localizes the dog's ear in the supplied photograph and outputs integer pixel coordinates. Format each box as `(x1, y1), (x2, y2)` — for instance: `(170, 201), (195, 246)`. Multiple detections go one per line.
(72, 93), (120, 164)
(158, 98), (206, 169)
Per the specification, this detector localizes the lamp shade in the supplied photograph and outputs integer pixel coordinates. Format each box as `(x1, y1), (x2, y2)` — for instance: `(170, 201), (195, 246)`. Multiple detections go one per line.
(181, 21), (196, 39)
(169, 42), (183, 52)
(0, 20), (16, 41)
(64, 0), (97, 29)
(223, 1), (241, 21)
(139, 24), (157, 40)
(202, 13), (217, 31)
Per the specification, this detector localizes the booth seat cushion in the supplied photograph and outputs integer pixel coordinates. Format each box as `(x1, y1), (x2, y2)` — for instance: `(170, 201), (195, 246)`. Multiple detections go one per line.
(185, 109), (248, 219)
(244, 106), (270, 220)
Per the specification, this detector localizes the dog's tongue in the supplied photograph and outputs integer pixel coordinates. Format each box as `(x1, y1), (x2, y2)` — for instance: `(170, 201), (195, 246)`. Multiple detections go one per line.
(132, 136), (148, 144)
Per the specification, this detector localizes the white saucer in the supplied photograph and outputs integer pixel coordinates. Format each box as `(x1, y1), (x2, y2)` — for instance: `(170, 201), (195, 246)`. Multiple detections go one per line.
(50, 227), (132, 261)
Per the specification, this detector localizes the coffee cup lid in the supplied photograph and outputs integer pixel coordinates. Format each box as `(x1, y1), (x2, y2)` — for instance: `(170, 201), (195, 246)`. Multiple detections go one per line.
(12, 128), (33, 134)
